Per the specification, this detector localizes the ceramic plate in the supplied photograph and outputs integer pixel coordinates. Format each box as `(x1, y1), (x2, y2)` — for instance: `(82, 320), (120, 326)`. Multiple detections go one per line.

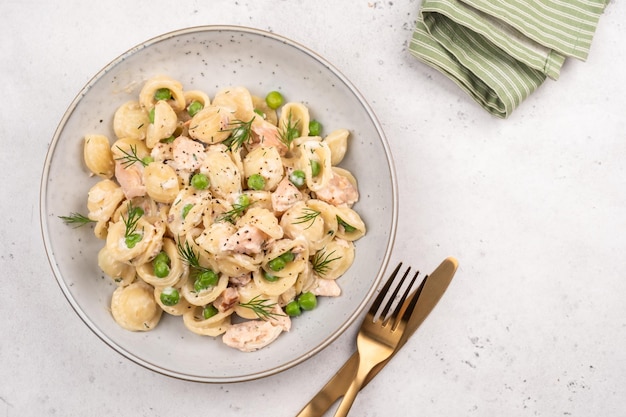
(40, 26), (397, 382)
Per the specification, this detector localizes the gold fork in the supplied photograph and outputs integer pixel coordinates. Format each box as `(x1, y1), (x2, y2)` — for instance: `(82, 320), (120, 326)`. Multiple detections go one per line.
(332, 263), (422, 417)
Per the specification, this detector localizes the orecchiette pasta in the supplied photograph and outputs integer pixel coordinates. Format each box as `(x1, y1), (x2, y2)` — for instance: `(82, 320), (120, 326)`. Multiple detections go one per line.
(84, 134), (115, 179)
(139, 75), (186, 112)
(212, 86), (256, 122)
(323, 128), (350, 166)
(243, 146), (284, 191)
(110, 281), (162, 331)
(113, 101), (149, 141)
(188, 105), (231, 144)
(143, 161), (180, 203)
(146, 100), (178, 148)
(76, 76), (366, 352)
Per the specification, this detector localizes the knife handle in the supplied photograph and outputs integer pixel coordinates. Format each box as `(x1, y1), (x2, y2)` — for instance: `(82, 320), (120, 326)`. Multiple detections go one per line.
(296, 343), (403, 416)
(295, 353), (359, 417)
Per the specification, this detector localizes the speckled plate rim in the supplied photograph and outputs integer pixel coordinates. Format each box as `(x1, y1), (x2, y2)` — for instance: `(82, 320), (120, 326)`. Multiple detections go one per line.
(39, 25), (398, 383)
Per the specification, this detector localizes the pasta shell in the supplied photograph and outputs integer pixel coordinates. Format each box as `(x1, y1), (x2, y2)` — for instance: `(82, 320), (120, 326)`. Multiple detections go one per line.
(333, 205), (366, 241)
(146, 100), (178, 148)
(154, 286), (193, 316)
(143, 161), (180, 203)
(252, 268), (298, 297)
(110, 281), (162, 331)
(87, 179), (125, 222)
(281, 200), (337, 252)
(104, 217), (165, 266)
(323, 129), (350, 166)
(139, 75), (186, 112)
(200, 145), (242, 199)
(234, 280), (278, 320)
(212, 86), (256, 122)
(166, 187), (212, 237)
(243, 146), (284, 191)
(237, 206), (284, 240)
(312, 238), (355, 280)
(279, 102), (310, 139)
(262, 238), (308, 279)
(183, 306), (233, 336)
(298, 139), (333, 192)
(136, 238), (188, 288)
(188, 105), (231, 144)
(181, 273), (229, 307)
(97, 246), (135, 286)
(111, 137), (150, 160)
(183, 90), (211, 116)
(113, 101), (149, 140)
(84, 134), (114, 178)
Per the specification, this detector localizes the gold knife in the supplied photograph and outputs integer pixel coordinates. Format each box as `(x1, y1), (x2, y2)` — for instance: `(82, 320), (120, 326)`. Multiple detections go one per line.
(295, 257), (458, 417)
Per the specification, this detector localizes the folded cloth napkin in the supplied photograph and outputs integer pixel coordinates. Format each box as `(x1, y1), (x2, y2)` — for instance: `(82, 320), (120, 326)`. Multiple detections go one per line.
(409, 0), (610, 118)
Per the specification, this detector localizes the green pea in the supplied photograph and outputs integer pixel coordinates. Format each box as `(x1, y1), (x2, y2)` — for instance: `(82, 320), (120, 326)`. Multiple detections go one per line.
(194, 269), (219, 292)
(285, 300), (302, 317)
(289, 170), (306, 188)
(265, 91), (284, 109)
(154, 251), (170, 265)
(160, 135), (176, 144)
(337, 216), (357, 233)
(298, 292), (317, 311)
(142, 156), (154, 165)
(148, 107), (155, 124)
(153, 261), (170, 278)
(280, 251), (295, 263)
(182, 203), (194, 219)
(202, 304), (218, 319)
(310, 160), (321, 177)
(191, 173), (209, 190)
(237, 193), (250, 208)
(154, 88), (172, 101)
(187, 100), (204, 117)
(308, 120), (322, 136)
(247, 173), (266, 191)
(125, 233), (142, 249)
(263, 270), (280, 282)
(160, 287), (180, 306)
(268, 257), (286, 272)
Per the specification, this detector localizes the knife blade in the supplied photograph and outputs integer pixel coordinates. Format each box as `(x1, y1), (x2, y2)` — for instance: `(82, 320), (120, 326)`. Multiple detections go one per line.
(295, 256), (458, 417)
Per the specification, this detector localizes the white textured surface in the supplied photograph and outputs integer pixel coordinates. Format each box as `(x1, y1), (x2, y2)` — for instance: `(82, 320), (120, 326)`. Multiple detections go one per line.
(3, 0), (625, 416)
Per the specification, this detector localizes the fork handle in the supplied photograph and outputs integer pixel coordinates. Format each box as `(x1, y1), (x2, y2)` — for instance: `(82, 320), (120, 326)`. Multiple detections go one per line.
(332, 356), (371, 417)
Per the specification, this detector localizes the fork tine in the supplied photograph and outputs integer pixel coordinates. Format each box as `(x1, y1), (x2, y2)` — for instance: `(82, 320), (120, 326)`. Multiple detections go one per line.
(370, 263), (402, 316)
(383, 268), (419, 328)
(377, 266), (410, 320)
(372, 264), (411, 322)
(389, 270), (424, 329)
(390, 270), (423, 331)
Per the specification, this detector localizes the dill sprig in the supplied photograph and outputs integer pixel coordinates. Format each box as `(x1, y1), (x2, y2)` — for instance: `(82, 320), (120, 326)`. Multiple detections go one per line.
(221, 116), (255, 151)
(238, 295), (285, 320)
(176, 239), (213, 277)
(122, 202), (144, 248)
(115, 144), (149, 168)
(216, 194), (251, 224)
(336, 215), (357, 233)
(279, 112), (300, 147)
(293, 208), (321, 230)
(58, 212), (96, 228)
(312, 249), (341, 276)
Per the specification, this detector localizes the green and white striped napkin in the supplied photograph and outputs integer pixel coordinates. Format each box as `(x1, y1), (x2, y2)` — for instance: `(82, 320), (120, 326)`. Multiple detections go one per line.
(409, 0), (610, 118)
